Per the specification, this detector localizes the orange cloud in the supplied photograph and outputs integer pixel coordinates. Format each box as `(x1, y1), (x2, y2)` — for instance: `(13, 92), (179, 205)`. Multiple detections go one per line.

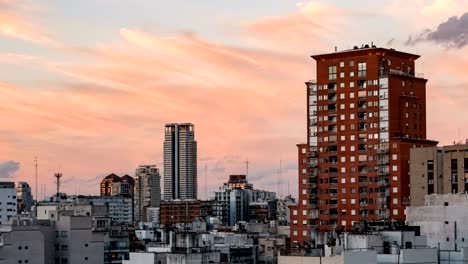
(244, 1), (341, 51)
(0, 1), (55, 45)
(1, 28), (310, 197)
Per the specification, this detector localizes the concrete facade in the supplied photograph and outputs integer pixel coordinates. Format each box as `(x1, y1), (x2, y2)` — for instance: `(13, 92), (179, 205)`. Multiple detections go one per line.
(135, 165), (161, 222)
(16, 182), (33, 213)
(0, 216), (55, 264)
(410, 144), (468, 206)
(0, 182), (16, 225)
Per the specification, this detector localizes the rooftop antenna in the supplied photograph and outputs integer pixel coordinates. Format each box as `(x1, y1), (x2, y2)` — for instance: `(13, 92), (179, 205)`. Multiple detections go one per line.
(277, 168), (280, 198)
(279, 160), (283, 198)
(244, 159), (249, 176)
(54, 172), (63, 198)
(34, 156), (38, 203)
(205, 164), (208, 200)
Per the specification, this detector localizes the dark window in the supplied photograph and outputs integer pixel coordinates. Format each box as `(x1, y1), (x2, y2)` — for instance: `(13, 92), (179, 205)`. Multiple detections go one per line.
(445, 221), (449, 224)
(444, 202), (449, 206)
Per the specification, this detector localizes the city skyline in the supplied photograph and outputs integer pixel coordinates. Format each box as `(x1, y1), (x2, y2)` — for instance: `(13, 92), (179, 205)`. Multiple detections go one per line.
(0, 0), (467, 199)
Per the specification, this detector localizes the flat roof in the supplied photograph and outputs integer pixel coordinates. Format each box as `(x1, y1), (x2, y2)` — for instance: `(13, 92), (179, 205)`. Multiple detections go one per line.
(311, 47), (420, 61)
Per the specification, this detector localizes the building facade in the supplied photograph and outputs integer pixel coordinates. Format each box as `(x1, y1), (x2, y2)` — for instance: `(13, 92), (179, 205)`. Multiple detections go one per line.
(0, 182), (17, 225)
(16, 182), (33, 214)
(163, 123), (198, 200)
(100, 174), (134, 197)
(159, 200), (202, 225)
(289, 144), (312, 246)
(307, 46), (437, 233)
(0, 216), (56, 264)
(134, 165), (161, 222)
(410, 143), (468, 206)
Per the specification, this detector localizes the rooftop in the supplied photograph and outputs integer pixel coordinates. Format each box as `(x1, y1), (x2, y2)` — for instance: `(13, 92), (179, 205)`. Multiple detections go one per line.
(311, 45), (420, 61)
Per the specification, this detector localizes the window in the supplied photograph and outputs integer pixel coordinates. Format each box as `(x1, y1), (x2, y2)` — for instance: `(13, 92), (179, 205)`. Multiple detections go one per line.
(341, 220), (346, 226)
(293, 231), (298, 236)
(340, 114), (345, 120)
(341, 157), (346, 162)
(351, 210), (356, 215)
(358, 62), (367, 77)
(303, 230), (308, 236)
(393, 187), (398, 193)
(350, 156), (356, 162)
(340, 61), (345, 67)
(349, 61), (354, 66)
(293, 210), (297, 216)
(61, 231), (68, 238)
(351, 178), (355, 183)
(350, 135), (355, 141)
(329, 66), (337, 80)
(350, 114), (355, 120)
(393, 198), (398, 205)
(392, 176), (398, 181)
(293, 220), (297, 225)
(340, 72), (345, 78)
(302, 179), (307, 184)
(393, 209), (398, 215)
(340, 135), (346, 141)
(392, 154), (398, 160)
(302, 189), (307, 195)
(350, 146), (355, 151)
(350, 82), (355, 88)
(302, 200), (307, 205)
(303, 220), (307, 225)
(392, 165), (398, 172)
(302, 210), (307, 216)
(340, 93), (345, 99)
(340, 146), (346, 151)
(341, 178), (346, 183)
(351, 199), (356, 204)
(341, 198), (346, 204)
(340, 83), (345, 88)
(350, 103), (355, 109)
(340, 104), (345, 110)
(350, 92), (355, 98)
(342, 188), (346, 194)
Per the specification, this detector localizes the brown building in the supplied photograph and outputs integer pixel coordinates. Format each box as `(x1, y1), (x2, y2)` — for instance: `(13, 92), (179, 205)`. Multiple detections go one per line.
(226, 175), (253, 190)
(159, 200), (201, 225)
(289, 143), (311, 246)
(100, 173), (135, 197)
(306, 46), (437, 233)
(410, 143), (468, 206)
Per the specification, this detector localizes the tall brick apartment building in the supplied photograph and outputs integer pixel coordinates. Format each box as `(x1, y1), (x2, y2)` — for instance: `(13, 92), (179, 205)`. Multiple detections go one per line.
(292, 46), (438, 245)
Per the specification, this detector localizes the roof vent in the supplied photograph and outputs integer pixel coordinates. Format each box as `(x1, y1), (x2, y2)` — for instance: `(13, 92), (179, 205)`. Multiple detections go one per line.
(353, 46), (359, 50)
(364, 44), (370, 48)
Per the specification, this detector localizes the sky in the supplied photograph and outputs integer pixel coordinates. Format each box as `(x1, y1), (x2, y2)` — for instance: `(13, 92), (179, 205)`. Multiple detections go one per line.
(0, 0), (467, 200)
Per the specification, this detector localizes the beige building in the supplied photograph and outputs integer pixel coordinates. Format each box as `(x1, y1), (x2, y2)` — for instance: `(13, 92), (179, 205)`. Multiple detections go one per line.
(410, 143), (468, 206)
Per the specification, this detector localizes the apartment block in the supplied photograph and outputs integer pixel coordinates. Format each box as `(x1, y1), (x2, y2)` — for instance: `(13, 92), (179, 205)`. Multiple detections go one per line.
(0, 182), (17, 225)
(134, 165), (161, 222)
(307, 46), (437, 233)
(289, 143), (311, 246)
(410, 143), (468, 206)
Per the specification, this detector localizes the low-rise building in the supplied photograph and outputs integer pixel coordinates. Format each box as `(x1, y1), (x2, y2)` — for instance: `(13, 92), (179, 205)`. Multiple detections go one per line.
(16, 182), (33, 213)
(159, 200), (201, 225)
(0, 215), (55, 264)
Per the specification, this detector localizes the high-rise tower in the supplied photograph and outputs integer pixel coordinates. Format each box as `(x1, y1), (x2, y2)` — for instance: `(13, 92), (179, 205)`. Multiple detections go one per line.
(305, 46), (437, 234)
(163, 123), (198, 200)
(134, 165), (161, 221)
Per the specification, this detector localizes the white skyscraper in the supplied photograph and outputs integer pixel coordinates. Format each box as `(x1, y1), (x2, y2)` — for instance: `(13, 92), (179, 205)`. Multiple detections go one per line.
(134, 165), (161, 222)
(163, 123), (197, 200)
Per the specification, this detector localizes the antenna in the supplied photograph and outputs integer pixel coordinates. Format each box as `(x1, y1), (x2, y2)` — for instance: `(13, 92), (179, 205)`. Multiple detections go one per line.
(54, 172), (63, 198)
(244, 159), (249, 176)
(279, 160), (283, 198)
(34, 156), (38, 203)
(205, 164), (208, 200)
